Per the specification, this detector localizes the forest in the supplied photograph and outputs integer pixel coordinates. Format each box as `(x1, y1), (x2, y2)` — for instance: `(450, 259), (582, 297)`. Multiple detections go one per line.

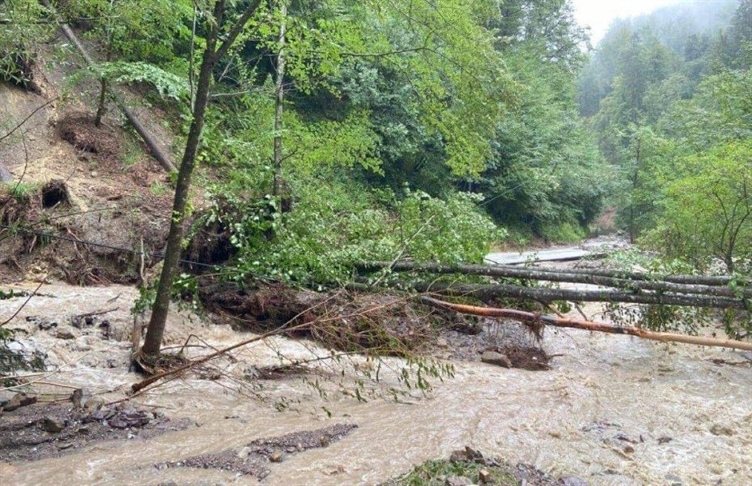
(2, 1), (752, 484)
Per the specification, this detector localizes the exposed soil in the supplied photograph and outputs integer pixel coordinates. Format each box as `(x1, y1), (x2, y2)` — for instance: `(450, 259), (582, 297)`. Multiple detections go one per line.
(0, 399), (191, 462)
(157, 423), (358, 479)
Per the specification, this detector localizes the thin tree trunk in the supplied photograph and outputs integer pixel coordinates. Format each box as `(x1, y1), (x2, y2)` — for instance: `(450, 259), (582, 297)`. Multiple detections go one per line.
(359, 260), (745, 287)
(407, 281), (747, 310)
(140, 2), (224, 359)
(420, 296), (752, 351)
(140, 0), (263, 360)
(272, 1), (287, 199)
(357, 261), (752, 298)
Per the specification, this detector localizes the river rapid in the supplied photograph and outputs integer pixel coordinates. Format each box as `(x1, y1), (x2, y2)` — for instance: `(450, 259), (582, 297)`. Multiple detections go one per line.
(1, 282), (751, 485)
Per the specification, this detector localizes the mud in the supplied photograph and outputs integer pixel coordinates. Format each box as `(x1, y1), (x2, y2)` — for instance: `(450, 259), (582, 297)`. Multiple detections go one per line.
(158, 423), (358, 479)
(0, 400), (191, 462)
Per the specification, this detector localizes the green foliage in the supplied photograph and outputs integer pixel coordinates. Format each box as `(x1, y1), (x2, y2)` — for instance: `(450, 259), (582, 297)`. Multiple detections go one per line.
(60, 0), (193, 72)
(388, 457), (517, 486)
(644, 141), (752, 273)
(97, 61), (188, 101)
(226, 175), (503, 286)
(481, 44), (607, 238)
(0, 0), (53, 86)
(601, 249), (711, 335)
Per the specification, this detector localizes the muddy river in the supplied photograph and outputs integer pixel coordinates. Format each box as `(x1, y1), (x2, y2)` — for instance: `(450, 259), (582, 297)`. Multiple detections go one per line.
(1, 283), (751, 485)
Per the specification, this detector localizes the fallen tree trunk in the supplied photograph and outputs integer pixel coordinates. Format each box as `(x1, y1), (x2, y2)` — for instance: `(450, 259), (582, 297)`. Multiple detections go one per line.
(357, 261), (750, 298)
(359, 261), (742, 287)
(409, 282), (748, 310)
(54, 20), (177, 173)
(421, 296), (752, 351)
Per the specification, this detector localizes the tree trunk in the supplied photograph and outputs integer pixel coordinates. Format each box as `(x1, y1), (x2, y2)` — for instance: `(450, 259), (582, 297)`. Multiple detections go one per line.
(272, 1), (287, 200)
(358, 260), (745, 287)
(140, 0), (263, 360)
(357, 261), (752, 298)
(140, 3), (224, 359)
(407, 281), (747, 310)
(420, 296), (752, 351)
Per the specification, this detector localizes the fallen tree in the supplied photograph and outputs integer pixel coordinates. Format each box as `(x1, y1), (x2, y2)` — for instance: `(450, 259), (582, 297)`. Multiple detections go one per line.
(41, 1), (177, 173)
(358, 261), (746, 288)
(421, 296), (752, 351)
(407, 281), (747, 309)
(359, 261), (752, 299)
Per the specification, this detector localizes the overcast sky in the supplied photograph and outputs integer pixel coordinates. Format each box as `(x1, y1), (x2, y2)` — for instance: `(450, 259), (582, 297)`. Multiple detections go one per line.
(571, 0), (690, 45)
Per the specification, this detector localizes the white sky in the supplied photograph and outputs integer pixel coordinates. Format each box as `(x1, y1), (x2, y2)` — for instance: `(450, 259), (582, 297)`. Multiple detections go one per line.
(571, 0), (688, 45)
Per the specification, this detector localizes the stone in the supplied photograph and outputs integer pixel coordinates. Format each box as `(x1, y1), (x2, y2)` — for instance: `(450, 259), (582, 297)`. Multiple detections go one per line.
(709, 424), (734, 436)
(478, 469), (491, 484)
(481, 351), (512, 368)
(437, 337), (449, 347)
(107, 409), (151, 429)
(446, 476), (473, 486)
(55, 329), (76, 340)
(237, 447), (252, 460)
(3, 393), (37, 412)
(38, 417), (65, 433)
(72, 388), (87, 408)
(38, 319), (58, 330)
(269, 450), (283, 463)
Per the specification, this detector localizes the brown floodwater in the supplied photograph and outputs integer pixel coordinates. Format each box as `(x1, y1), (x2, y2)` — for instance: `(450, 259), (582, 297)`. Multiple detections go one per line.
(1, 283), (751, 485)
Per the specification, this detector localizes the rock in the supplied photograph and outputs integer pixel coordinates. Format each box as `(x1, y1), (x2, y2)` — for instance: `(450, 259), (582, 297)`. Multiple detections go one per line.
(269, 450), (283, 463)
(481, 351), (512, 368)
(107, 408), (151, 429)
(478, 469), (491, 484)
(709, 424), (734, 436)
(38, 417), (65, 433)
(319, 434), (331, 447)
(446, 476), (473, 486)
(623, 445), (634, 453)
(437, 337), (449, 347)
(3, 393), (37, 412)
(37, 319), (58, 330)
(560, 477), (588, 486)
(237, 446), (252, 460)
(55, 329), (76, 340)
(71, 388), (86, 408)
(0, 391), (14, 408)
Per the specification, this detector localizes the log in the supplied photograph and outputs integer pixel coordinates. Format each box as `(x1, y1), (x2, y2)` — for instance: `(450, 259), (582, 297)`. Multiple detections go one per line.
(53, 17), (177, 172)
(421, 296), (752, 351)
(409, 282), (748, 310)
(357, 261), (751, 298)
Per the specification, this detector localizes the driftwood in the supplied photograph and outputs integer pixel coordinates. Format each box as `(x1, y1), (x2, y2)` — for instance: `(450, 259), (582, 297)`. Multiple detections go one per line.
(52, 16), (177, 172)
(358, 261), (750, 298)
(421, 296), (752, 352)
(407, 281), (748, 310)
